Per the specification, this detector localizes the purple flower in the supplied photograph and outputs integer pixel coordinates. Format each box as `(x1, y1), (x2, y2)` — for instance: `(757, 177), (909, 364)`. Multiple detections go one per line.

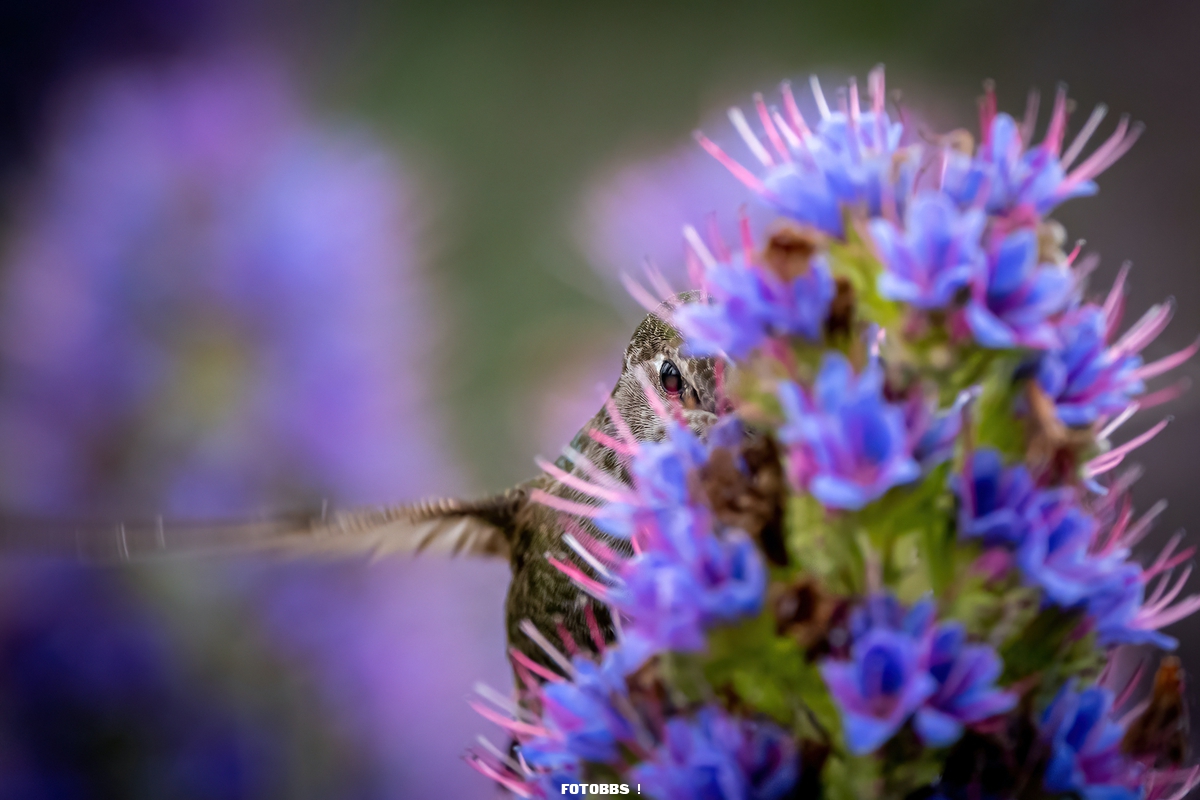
(630, 707), (798, 800)
(0, 561), (290, 798)
(961, 228), (1072, 350)
(1037, 305), (1145, 426)
(943, 85), (1140, 219)
(528, 649), (643, 765)
(0, 56), (458, 517)
(1039, 684), (1142, 800)
(869, 191), (986, 310)
(674, 251), (834, 359)
(906, 389), (969, 469)
(1085, 564), (1178, 651)
(611, 528), (766, 653)
(821, 595), (936, 755)
(697, 69), (914, 238)
(1016, 492), (1125, 608)
(944, 114), (1095, 217)
(952, 449), (1039, 546)
(913, 623), (1016, 747)
(778, 354), (920, 510)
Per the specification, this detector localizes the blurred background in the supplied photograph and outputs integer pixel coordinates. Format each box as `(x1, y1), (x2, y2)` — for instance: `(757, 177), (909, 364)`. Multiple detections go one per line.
(0, 0), (1195, 797)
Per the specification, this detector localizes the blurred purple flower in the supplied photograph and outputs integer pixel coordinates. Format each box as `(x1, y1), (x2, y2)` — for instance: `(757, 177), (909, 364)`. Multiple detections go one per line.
(576, 144), (760, 290)
(611, 529), (766, 653)
(0, 560), (297, 799)
(674, 249), (835, 359)
(1039, 684), (1142, 800)
(698, 69), (914, 238)
(961, 228), (1072, 350)
(952, 448), (1039, 547)
(869, 191), (986, 311)
(629, 707), (798, 800)
(778, 354), (920, 510)
(0, 55), (458, 517)
(1037, 305), (1145, 426)
(913, 622), (1015, 747)
(1015, 492), (1125, 608)
(820, 594), (936, 755)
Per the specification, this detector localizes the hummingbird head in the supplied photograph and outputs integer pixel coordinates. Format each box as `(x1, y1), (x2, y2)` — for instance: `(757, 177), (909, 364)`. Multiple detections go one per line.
(608, 294), (720, 444)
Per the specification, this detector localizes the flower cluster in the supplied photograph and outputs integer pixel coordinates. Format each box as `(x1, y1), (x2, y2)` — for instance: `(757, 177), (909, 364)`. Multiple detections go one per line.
(474, 67), (1197, 800)
(821, 594), (1014, 755)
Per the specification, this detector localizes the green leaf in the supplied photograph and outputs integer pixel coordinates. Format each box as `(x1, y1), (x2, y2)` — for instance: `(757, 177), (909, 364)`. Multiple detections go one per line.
(827, 225), (902, 332)
(786, 494), (864, 595)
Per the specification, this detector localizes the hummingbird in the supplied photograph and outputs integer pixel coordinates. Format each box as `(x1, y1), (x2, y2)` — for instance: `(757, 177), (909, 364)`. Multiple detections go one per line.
(0, 300), (721, 676)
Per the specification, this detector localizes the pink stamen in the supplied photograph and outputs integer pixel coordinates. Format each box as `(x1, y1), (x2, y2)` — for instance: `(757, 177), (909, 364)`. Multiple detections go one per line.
(978, 80), (997, 146)
(604, 396), (638, 448)
(622, 272), (669, 316)
(1064, 115), (1143, 188)
(1112, 658), (1147, 709)
(1143, 566), (1191, 614)
(1061, 103), (1109, 170)
(868, 64), (886, 117)
(587, 426), (634, 456)
(1065, 238), (1085, 266)
(1132, 336), (1200, 381)
(1139, 378), (1191, 410)
(780, 80), (812, 139)
(531, 489), (606, 519)
(754, 93), (791, 163)
(1121, 299), (1172, 356)
(694, 132), (775, 199)
(738, 211), (755, 265)
(1103, 261), (1131, 329)
(548, 555), (611, 599)
(1087, 417), (1171, 475)
(1043, 84), (1069, 155)
(555, 621), (579, 657)
(1018, 88), (1040, 148)
(584, 603), (606, 652)
(562, 518), (626, 570)
(1141, 594), (1200, 630)
(728, 106), (774, 167)
(469, 701), (549, 738)
(535, 458), (627, 504)
(644, 260), (676, 304)
(509, 646), (564, 684)
(466, 755), (534, 798)
(705, 212), (730, 262)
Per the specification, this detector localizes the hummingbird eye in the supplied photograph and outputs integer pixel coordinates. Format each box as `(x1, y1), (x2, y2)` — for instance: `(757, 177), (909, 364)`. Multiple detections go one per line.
(659, 360), (683, 396)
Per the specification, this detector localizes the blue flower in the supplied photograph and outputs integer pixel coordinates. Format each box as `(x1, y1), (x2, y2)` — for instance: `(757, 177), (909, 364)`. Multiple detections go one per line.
(698, 71), (914, 238)
(1036, 305), (1145, 426)
(944, 113), (1098, 217)
(821, 595), (936, 755)
(869, 191), (987, 310)
(907, 390), (969, 469)
(1016, 491), (1128, 609)
(762, 96), (911, 238)
(952, 449), (1039, 546)
(612, 528), (766, 653)
(674, 252), (834, 359)
(962, 228), (1072, 350)
(1039, 684), (1142, 800)
(913, 623), (1016, 747)
(1085, 564), (1178, 651)
(778, 354), (920, 510)
(630, 707), (798, 800)
(525, 647), (647, 766)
